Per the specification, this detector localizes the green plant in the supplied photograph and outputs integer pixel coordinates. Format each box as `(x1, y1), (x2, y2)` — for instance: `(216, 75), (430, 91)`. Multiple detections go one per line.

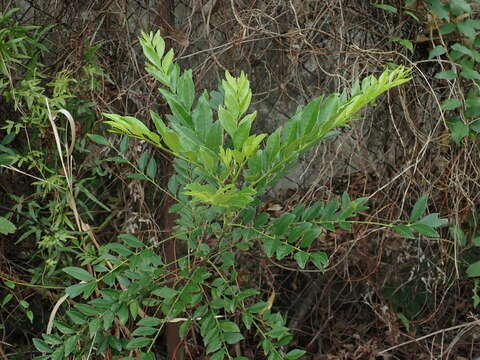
(448, 209), (480, 306)
(370, 0), (480, 329)
(375, 0), (480, 144)
(27, 31), (450, 360)
(421, 0), (480, 144)
(379, 0), (480, 311)
(0, 8), (118, 342)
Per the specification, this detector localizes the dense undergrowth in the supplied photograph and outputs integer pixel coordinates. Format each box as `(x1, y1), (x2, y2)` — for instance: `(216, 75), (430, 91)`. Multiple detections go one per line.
(1, 1), (480, 359)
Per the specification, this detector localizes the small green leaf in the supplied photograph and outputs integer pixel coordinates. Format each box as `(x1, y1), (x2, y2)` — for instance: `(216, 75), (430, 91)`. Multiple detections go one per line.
(26, 310), (33, 323)
(119, 234), (144, 248)
(206, 336), (222, 354)
(224, 332), (244, 344)
(272, 213), (296, 236)
(449, 0), (471, 16)
(471, 120), (480, 134)
(254, 213), (269, 227)
(42, 334), (62, 346)
(177, 70), (195, 110)
(373, 4), (397, 13)
(2, 294), (13, 307)
(240, 207), (256, 224)
(391, 38), (414, 53)
(54, 321), (75, 335)
(140, 352), (156, 360)
(4, 279), (15, 289)
(460, 67), (480, 80)
(66, 283), (92, 298)
(103, 310), (115, 330)
(294, 251), (310, 269)
(104, 242), (132, 256)
(427, 0), (449, 19)
(435, 70), (457, 80)
(63, 267), (95, 282)
(441, 98), (462, 111)
(417, 213), (448, 228)
(233, 112), (256, 149)
(80, 281), (96, 300)
(311, 252), (328, 270)
(403, 9), (420, 21)
(397, 313), (410, 332)
(152, 286), (178, 299)
(300, 227), (322, 248)
(410, 195), (428, 222)
(276, 244), (294, 260)
(428, 45), (447, 59)
(118, 303), (129, 325)
(449, 225), (466, 246)
(285, 349), (306, 360)
(447, 117), (469, 145)
(262, 339), (273, 354)
(130, 300), (140, 320)
(457, 20), (476, 39)
(163, 130), (183, 153)
(132, 327), (157, 336)
(411, 223), (439, 237)
(138, 151), (150, 172)
(242, 312), (253, 330)
(262, 237), (280, 257)
(179, 319), (191, 338)
(466, 96), (480, 108)
(393, 225), (415, 239)
(137, 317), (162, 327)
(67, 310), (87, 325)
(87, 134), (110, 146)
(288, 223), (312, 243)
(210, 350), (226, 360)
(33, 339), (53, 353)
(89, 318), (101, 338)
(467, 261), (480, 277)
(19, 300), (29, 309)
(120, 136), (129, 153)
(0, 216), (16, 235)
(50, 347), (64, 360)
(126, 337), (151, 350)
(248, 301), (268, 313)
(64, 335), (78, 356)
(218, 106), (237, 137)
(220, 321), (240, 333)
(440, 23), (456, 35)
(473, 236), (480, 247)
(105, 156), (128, 163)
(75, 303), (100, 316)
(266, 326), (289, 339)
(146, 157), (157, 178)
(451, 43), (474, 59)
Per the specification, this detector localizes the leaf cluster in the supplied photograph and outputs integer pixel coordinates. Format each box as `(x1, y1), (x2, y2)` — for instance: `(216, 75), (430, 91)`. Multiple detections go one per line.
(30, 30), (448, 360)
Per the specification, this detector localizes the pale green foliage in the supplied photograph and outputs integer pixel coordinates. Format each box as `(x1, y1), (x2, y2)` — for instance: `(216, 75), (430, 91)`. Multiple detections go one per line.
(0, 216), (16, 235)
(105, 31), (412, 207)
(0, 8), (118, 344)
(31, 31), (447, 360)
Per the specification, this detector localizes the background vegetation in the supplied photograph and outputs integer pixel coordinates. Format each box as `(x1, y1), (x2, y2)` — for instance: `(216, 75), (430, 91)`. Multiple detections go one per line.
(1, 0), (480, 359)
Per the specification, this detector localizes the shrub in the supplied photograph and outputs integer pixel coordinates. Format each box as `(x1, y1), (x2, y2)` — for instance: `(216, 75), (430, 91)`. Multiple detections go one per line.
(31, 31), (447, 360)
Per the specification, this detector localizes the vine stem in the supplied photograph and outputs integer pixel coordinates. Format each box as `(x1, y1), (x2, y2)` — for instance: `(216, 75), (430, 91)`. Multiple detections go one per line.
(378, 319), (480, 355)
